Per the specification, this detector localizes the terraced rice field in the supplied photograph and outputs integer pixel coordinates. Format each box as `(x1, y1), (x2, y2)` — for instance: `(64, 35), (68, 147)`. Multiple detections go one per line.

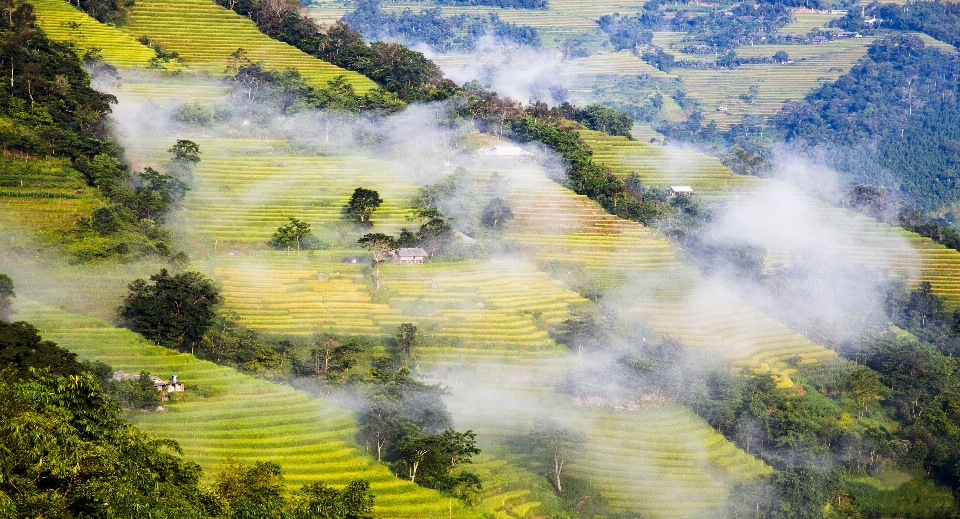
(117, 76), (232, 103)
(674, 38), (875, 128)
(30, 0), (161, 68)
(559, 50), (673, 78)
(116, 0), (377, 91)
(579, 130), (758, 194)
(15, 302), (484, 519)
(0, 156), (101, 232)
(446, 366), (772, 518)
(102, 79), (777, 515)
(577, 131), (960, 309)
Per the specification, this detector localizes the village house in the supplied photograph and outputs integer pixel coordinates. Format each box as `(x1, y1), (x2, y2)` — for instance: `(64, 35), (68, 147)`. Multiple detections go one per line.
(111, 371), (185, 400)
(391, 247), (428, 264)
(717, 106), (728, 112)
(669, 185), (693, 197)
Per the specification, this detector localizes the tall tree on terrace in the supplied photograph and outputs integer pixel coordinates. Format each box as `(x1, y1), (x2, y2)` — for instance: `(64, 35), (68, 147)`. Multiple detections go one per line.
(270, 216), (316, 252)
(358, 233), (397, 290)
(119, 269), (223, 354)
(168, 139), (201, 164)
(347, 187), (383, 223)
(530, 419), (580, 493)
(555, 311), (605, 356)
(480, 197), (514, 229)
(396, 322), (417, 366)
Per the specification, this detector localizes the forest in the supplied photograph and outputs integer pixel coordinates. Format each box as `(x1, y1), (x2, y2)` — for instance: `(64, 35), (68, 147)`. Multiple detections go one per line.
(774, 35), (960, 212)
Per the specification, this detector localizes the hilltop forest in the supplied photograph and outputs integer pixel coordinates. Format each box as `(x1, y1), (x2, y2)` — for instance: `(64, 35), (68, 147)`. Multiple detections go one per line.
(3, 0), (960, 517)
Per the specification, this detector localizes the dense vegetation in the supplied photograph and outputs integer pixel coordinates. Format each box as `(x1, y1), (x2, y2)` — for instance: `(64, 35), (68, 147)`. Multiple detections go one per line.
(775, 35), (960, 212)
(0, 312), (378, 519)
(216, 0), (456, 102)
(343, 0), (540, 51)
(115, 268), (484, 501)
(0, 2), (194, 260)
(835, 1), (960, 48)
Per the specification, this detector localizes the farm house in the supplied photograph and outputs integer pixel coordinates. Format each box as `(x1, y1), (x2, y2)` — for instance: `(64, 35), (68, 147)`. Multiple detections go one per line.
(391, 248), (428, 264)
(112, 371), (185, 399)
(669, 186), (694, 197)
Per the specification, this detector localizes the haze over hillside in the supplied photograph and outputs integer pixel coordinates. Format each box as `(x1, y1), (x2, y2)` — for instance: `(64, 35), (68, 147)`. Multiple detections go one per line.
(2, 0), (960, 517)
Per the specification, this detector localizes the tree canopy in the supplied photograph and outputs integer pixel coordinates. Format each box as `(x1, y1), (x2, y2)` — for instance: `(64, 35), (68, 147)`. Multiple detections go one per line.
(270, 217), (320, 251)
(119, 269), (223, 352)
(347, 188), (384, 223)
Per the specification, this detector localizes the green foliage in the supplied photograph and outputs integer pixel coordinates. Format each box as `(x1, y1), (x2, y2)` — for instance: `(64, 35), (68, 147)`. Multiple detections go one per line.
(553, 311), (605, 355)
(119, 269), (223, 352)
(775, 35), (960, 211)
(106, 370), (163, 410)
(289, 479), (375, 519)
(169, 139), (202, 164)
(396, 323), (417, 365)
(303, 335), (363, 382)
(209, 460), (378, 519)
(91, 206), (122, 235)
(394, 427), (481, 497)
(0, 4), (118, 163)
(0, 369), (214, 518)
(480, 197), (513, 229)
(358, 358), (452, 463)
(0, 274), (13, 321)
(0, 320), (85, 377)
(270, 217), (320, 251)
(347, 187), (383, 223)
(215, 460), (288, 519)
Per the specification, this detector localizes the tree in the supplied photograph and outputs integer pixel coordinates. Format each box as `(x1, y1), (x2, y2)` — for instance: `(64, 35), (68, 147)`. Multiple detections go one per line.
(310, 336), (361, 381)
(215, 461), (287, 519)
(133, 166), (190, 221)
(91, 206), (122, 235)
(555, 311), (605, 356)
(290, 479), (375, 519)
(358, 233), (397, 290)
(107, 370), (162, 410)
(394, 427), (480, 492)
(347, 187), (383, 223)
(907, 281), (943, 327)
(417, 215), (452, 257)
(358, 392), (403, 462)
(0, 369), (213, 518)
(0, 274), (13, 321)
(480, 197), (514, 229)
(396, 323), (417, 366)
(270, 216), (317, 252)
(531, 420), (580, 493)
(168, 139), (201, 164)
(119, 269), (223, 353)
(0, 320), (85, 377)
(773, 50), (789, 63)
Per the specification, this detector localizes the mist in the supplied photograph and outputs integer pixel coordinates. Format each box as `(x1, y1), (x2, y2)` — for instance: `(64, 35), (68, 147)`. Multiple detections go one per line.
(2, 61), (931, 518)
(423, 37), (572, 105)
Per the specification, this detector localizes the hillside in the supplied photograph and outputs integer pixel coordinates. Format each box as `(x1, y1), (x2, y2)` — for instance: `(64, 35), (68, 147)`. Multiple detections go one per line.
(30, 0), (377, 92)
(4, 0), (960, 516)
